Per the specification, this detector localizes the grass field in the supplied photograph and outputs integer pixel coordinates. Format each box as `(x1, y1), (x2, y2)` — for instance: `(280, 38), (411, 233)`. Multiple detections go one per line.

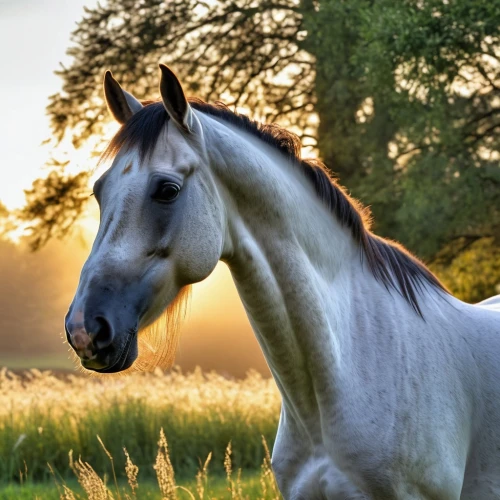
(0, 433), (281, 499)
(1, 473), (277, 499)
(1, 451), (280, 499)
(0, 368), (282, 499)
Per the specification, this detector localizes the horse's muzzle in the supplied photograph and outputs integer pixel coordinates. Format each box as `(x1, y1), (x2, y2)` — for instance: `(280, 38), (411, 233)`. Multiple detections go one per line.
(65, 308), (138, 373)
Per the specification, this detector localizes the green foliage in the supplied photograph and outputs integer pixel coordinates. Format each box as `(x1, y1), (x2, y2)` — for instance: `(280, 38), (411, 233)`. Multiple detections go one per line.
(17, 169), (90, 251)
(353, 0), (500, 262)
(431, 238), (500, 302)
(300, 0), (500, 295)
(301, 0), (385, 184)
(302, 0), (500, 251)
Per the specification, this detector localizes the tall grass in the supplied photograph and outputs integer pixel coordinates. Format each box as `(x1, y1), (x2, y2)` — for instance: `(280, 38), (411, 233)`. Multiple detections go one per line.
(0, 368), (280, 483)
(45, 428), (282, 499)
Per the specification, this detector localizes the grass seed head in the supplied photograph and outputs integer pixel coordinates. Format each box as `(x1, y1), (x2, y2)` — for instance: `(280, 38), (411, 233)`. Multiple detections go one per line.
(154, 428), (177, 499)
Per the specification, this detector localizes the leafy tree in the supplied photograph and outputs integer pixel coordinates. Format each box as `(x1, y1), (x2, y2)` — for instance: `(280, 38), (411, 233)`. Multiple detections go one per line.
(18, 168), (90, 251)
(18, 0), (500, 300)
(48, 0), (315, 148)
(351, 0), (500, 299)
(355, 0), (500, 258)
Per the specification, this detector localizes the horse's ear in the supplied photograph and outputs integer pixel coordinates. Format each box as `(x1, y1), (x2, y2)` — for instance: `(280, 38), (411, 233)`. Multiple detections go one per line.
(159, 64), (192, 133)
(103, 71), (143, 124)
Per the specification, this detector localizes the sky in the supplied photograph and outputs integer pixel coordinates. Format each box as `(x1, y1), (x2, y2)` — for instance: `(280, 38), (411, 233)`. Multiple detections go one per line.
(0, 0), (269, 376)
(0, 0), (100, 208)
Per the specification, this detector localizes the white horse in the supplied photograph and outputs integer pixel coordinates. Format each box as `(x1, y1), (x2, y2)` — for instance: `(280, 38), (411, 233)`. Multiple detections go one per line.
(65, 65), (500, 499)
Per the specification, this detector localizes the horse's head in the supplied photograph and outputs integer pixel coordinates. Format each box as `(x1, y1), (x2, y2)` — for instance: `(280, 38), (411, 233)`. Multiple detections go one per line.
(65, 66), (226, 372)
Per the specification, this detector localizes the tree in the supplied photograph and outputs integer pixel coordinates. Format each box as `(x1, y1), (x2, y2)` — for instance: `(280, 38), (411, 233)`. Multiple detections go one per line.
(18, 0), (500, 300)
(18, 168), (90, 251)
(356, 0), (500, 256)
(351, 0), (500, 297)
(47, 0), (315, 148)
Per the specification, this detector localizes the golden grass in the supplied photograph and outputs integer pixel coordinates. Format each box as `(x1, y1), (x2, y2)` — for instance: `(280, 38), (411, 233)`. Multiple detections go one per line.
(0, 368), (280, 483)
(47, 429), (281, 500)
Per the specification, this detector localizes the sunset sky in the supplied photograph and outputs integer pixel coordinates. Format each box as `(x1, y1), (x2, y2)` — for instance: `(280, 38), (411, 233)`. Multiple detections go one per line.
(0, 0), (268, 376)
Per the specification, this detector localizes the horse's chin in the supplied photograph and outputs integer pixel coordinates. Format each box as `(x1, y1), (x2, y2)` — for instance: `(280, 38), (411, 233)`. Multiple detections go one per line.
(82, 335), (138, 374)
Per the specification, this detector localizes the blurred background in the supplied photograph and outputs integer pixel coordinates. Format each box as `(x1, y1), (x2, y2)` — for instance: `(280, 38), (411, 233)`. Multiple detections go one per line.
(0, 0), (499, 375)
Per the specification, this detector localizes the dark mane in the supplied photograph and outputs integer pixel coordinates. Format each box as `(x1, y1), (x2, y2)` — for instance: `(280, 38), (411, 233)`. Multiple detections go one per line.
(103, 100), (447, 316)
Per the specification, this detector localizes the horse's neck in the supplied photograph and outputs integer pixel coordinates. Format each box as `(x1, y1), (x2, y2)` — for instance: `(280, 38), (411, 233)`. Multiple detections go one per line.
(226, 235), (363, 431)
(203, 115), (381, 431)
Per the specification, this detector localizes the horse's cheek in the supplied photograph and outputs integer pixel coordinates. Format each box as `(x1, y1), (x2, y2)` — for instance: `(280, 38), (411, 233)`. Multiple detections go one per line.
(175, 208), (222, 285)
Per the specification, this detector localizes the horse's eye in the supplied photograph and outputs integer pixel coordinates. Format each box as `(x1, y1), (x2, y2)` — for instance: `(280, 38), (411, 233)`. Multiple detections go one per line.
(152, 182), (180, 203)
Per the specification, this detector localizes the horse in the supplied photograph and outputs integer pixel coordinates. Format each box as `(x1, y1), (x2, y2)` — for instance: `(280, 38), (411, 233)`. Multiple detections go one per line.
(65, 65), (500, 499)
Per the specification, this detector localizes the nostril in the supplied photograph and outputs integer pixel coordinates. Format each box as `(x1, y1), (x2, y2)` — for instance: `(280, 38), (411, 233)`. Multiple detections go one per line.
(91, 316), (114, 350)
(66, 322), (93, 356)
(65, 322), (78, 351)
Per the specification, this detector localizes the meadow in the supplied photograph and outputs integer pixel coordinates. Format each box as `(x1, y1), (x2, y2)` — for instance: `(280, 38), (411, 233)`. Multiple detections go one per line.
(0, 368), (282, 499)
